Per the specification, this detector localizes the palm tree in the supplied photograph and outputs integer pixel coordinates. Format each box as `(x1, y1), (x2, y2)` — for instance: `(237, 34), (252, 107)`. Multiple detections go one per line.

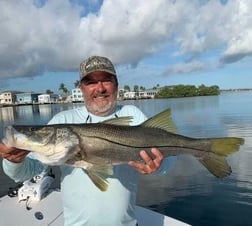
(59, 83), (69, 100)
(59, 83), (66, 93)
(134, 85), (139, 98)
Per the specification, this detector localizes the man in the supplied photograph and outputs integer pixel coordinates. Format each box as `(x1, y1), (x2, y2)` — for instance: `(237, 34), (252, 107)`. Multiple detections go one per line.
(1, 56), (164, 226)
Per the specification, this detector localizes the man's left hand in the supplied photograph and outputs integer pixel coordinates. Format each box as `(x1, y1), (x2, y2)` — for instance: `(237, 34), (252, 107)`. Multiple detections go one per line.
(128, 148), (163, 174)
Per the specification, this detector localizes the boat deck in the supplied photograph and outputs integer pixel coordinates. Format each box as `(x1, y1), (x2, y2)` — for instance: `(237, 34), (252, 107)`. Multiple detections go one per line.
(0, 190), (191, 226)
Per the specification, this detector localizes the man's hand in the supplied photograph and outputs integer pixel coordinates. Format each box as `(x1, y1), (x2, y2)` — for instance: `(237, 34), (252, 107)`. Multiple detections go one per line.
(0, 143), (29, 163)
(128, 148), (163, 174)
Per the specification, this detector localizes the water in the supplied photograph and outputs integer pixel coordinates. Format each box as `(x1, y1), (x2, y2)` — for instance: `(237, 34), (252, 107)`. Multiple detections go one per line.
(1, 92), (252, 226)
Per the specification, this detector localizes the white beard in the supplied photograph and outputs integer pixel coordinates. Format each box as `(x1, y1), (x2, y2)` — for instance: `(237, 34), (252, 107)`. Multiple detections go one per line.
(85, 98), (116, 116)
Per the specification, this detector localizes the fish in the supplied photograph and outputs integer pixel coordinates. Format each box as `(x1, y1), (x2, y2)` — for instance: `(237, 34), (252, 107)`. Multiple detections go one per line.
(2, 109), (244, 191)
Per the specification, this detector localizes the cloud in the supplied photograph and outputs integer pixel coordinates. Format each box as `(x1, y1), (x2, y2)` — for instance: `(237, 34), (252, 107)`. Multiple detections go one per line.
(0, 0), (252, 82)
(219, 1), (252, 64)
(162, 61), (210, 76)
(220, 31), (252, 64)
(0, 0), (83, 79)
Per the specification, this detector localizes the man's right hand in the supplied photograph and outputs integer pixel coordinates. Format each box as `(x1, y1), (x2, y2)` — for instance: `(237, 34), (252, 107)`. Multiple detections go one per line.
(0, 143), (29, 163)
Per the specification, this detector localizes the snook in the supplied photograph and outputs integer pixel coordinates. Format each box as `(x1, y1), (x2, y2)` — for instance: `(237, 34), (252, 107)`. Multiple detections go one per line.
(3, 109), (244, 191)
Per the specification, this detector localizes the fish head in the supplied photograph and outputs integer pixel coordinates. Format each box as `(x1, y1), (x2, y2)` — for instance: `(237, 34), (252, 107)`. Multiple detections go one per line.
(3, 124), (81, 165)
(3, 125), (56, 154)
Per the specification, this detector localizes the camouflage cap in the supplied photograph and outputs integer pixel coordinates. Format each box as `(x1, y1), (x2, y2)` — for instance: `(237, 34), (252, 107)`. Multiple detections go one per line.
(80, 56), (117, 80)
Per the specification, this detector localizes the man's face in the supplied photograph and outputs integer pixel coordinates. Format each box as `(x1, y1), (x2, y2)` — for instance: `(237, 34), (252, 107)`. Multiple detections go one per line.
(79, 71), (118, 116)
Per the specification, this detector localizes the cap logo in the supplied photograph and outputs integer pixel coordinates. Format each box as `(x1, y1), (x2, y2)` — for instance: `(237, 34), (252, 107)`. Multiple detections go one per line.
(80, 56), (116, 80)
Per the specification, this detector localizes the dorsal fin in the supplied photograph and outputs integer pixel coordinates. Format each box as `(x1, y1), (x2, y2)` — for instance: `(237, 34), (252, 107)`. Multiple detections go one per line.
(141, 109), (177, 134)
(102, 116), (133, 126)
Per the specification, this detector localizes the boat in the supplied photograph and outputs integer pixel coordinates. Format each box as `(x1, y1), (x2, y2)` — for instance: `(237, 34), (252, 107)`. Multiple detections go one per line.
(0, 170), (191, 226)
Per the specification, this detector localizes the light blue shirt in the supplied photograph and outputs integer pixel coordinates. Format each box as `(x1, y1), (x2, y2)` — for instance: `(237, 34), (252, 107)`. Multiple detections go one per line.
(3, 105), (146, 226)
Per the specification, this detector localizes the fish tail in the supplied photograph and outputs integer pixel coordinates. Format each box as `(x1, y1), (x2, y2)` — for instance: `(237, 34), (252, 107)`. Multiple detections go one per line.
(210, 137), (244, 156)
(199, 137), (244, 178)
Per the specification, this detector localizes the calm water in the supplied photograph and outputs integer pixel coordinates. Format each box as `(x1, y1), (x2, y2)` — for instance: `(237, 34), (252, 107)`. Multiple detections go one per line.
(1, 92), (252, 226)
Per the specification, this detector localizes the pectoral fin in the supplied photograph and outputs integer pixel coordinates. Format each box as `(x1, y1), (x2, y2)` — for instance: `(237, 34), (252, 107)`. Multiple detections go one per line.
(86, 164), (113, 192)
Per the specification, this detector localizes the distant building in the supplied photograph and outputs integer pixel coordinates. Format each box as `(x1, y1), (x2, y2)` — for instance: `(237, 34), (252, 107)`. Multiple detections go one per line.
(38, 94), (51, 104)
(138, 89), (159, 99)
(38, 93), (59, 104)
(124, 91), (136, 99)
(15, 92), (40, 104)
(50, 94), (59, 103)
(72, 88), (83, 102)
(117, 89), (125, 100)
(120, 88), (160, 100)
(0, 91), (14, 105)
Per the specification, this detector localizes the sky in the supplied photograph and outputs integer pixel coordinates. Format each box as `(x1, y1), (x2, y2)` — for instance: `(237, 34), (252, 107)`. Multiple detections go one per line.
(0, 0), (252, 94)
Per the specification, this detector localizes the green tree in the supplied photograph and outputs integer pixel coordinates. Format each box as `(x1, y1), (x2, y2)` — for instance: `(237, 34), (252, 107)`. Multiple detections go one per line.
(198, 84), (207, 96)
(209, 85), (220, 95)
(133, 85), (139, 97)
(46, 89), (54, 95)
(133, 85), (139, 92)
(124, 85), (130, 91)
(139, 86), (145, 91)
(156, 86), (173, 98)
(59, 83), (69, 100)
(156, 84), (219, 98)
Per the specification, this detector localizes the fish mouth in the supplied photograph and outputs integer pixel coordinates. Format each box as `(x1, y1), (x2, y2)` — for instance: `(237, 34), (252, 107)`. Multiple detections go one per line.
(2, 125), (44, 148)
(2, 126), (19, 147)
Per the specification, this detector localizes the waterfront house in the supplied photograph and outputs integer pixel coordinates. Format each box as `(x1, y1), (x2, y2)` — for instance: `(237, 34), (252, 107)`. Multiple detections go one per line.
(38, 94), (51, 104)
(0, 91), (14, 105)
(124, 91), (137, 99)
(138, 89), (159, 99)
(15, 92), (40, 104)
(72, 88), (83, 102)
(121, 88), (160, 100)
(50, 94), (60, 103)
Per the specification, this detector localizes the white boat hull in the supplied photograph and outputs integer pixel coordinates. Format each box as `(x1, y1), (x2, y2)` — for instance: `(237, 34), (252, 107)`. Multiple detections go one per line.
(0, 190), (191, 226)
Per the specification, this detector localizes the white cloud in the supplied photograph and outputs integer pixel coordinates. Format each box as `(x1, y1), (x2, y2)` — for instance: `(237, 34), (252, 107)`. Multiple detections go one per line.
(163, 61), (210, 75)
(220, 1), (252, 63)
(0, 0), (251, 82)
